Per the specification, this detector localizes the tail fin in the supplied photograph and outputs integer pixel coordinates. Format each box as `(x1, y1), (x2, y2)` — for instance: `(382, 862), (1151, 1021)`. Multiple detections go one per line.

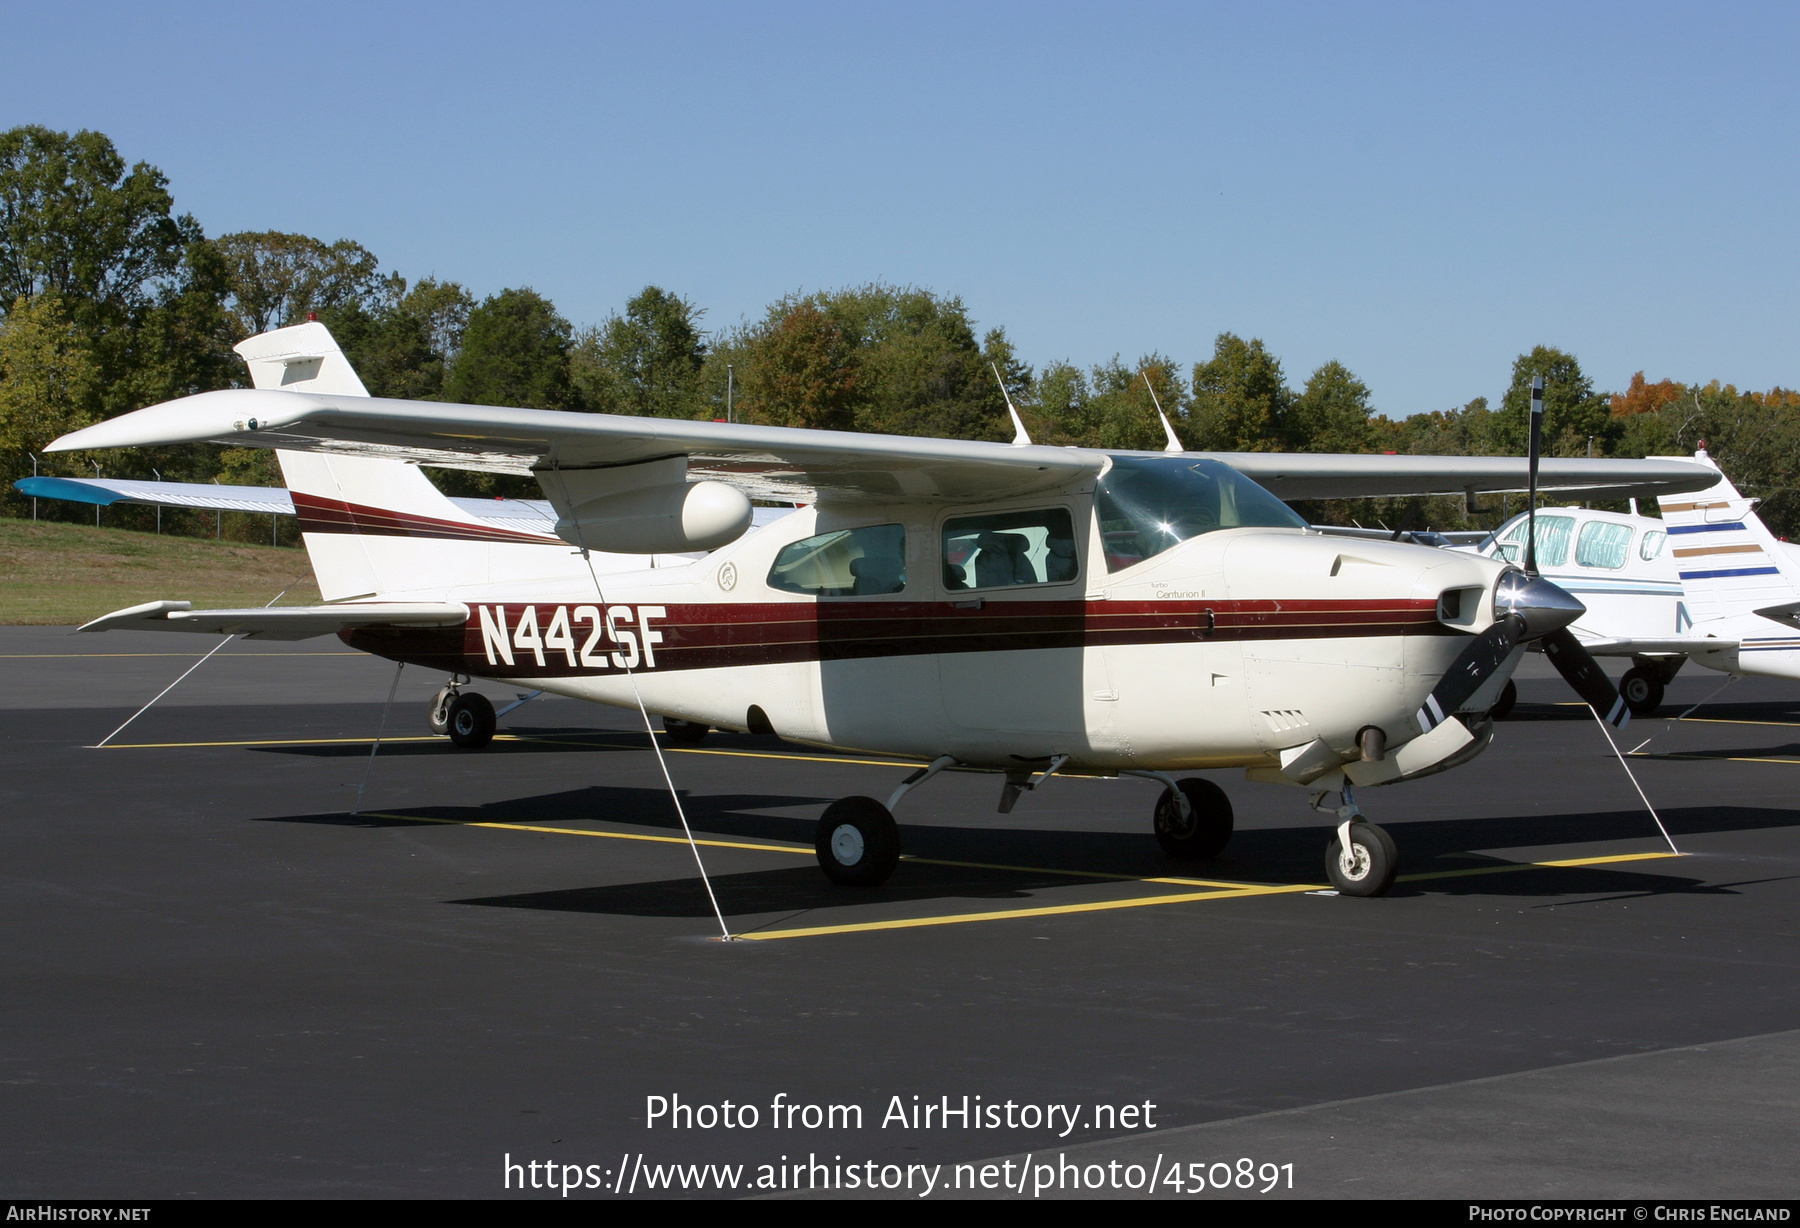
(230, 323), (580, 601)
(1653, 449), (1800, 624)
(233, 321), (370, 396)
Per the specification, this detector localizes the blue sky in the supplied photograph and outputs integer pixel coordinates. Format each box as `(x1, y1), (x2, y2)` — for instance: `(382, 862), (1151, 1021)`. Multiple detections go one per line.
(5, 1), (1796, 416)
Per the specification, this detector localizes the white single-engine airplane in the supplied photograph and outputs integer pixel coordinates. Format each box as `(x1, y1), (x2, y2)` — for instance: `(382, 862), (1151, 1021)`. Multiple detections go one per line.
(48, 324), (1714, 897)
(1462, 449), (1800, 716)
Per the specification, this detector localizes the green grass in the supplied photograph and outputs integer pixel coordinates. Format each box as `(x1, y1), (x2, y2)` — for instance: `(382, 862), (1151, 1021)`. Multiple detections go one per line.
(0, 518), (322, 625)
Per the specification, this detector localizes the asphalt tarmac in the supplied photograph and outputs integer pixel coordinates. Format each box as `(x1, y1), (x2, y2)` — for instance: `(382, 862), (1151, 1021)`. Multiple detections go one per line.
(2, 626), (1796, 1200)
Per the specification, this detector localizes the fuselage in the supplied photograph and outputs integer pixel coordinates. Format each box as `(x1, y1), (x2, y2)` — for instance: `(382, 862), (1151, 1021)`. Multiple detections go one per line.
(344, 459), (1517, 777)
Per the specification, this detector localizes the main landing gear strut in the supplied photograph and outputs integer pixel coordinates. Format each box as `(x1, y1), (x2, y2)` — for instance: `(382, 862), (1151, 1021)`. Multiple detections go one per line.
(428, 678), (545, 750)
(428, 677), (495, 749)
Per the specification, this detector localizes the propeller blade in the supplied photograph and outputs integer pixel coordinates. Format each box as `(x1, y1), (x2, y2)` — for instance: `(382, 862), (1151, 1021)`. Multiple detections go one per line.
(1541, 627), (1630, 728)
(1416, 617), (1522, 731)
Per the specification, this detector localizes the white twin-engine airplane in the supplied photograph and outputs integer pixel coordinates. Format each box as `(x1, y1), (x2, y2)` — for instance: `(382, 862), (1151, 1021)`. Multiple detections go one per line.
(49, 324), (1713, 897)
(1462, 451), (1800, 717)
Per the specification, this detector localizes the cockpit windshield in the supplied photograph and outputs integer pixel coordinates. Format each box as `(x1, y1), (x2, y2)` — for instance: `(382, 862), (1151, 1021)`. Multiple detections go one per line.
(1095, 455), (1307, 572)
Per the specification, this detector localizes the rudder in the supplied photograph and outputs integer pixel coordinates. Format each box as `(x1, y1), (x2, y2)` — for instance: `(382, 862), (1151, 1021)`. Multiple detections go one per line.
(1654, 449), (1800, 624)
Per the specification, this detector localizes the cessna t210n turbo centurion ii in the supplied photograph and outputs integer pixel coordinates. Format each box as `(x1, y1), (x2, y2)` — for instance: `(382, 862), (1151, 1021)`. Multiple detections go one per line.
(50, 324), (1714, 897)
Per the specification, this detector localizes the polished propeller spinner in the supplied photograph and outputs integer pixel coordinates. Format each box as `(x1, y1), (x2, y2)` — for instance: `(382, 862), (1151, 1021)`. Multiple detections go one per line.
(1416, 377), (1630, 733)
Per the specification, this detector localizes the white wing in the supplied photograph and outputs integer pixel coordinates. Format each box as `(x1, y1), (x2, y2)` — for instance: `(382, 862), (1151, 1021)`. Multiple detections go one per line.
(49, 387), (1717, 504)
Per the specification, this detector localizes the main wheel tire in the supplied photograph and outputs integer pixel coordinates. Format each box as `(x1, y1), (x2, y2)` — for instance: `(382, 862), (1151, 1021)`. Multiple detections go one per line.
(428, 687), (455, 735)
(662, 717), (709, 745)
(1324, 821), (1398, 896)
(1490, 678), (1518, 720)
(1619, 667), (1664, 717)
(1154, 777), (1234, 859)
(446, 691), (496, 749)
(815, 796), (900, 888)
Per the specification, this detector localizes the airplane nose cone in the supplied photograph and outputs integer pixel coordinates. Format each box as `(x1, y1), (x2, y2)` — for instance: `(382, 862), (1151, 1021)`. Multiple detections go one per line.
(1493, 569), (1586, 638)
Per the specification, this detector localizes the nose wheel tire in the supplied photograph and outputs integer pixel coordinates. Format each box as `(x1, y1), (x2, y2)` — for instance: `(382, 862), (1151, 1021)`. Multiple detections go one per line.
(815, 796), (900, 887)
(1324, 821), (1398, 896)
(1619, 668), (1664, 717)
(662, 717), (710, 745)
(445, 691), (496, 749)
(1153, 777), (1234, 859)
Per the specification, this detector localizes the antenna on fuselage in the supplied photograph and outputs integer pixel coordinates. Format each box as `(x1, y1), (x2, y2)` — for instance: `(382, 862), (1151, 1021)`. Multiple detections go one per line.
(1525, 375), (1544, 575)
(1142, 370), (1183, 452)
(991, 362), (1032, 446)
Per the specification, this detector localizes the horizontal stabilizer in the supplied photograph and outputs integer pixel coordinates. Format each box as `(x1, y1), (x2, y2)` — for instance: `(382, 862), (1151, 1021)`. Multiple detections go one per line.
(78, 599), (469, 641)
(16, 476), (294, 513)
(1753, 600), (1800, 629)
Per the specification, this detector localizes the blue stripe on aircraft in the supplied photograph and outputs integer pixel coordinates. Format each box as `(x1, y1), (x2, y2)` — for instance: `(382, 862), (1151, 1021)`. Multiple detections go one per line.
(1541, 574), (1682, 595)
(1668, 522), (1747, 534)
(1678, 566), (1782, 580)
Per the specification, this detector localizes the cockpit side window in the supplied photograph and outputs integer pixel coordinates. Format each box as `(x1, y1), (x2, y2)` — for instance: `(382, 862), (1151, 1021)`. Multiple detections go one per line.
(767, 524), (906, 596)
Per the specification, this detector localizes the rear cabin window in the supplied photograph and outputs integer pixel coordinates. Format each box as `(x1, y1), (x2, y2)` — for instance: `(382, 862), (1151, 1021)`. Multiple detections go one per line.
(942, 508), (1078, 591)
(1576, 520), (1633, 570)
(1500, 514), (1576, 569)
(767, 524), (906, 596)
(1640, 529), (1667, 561)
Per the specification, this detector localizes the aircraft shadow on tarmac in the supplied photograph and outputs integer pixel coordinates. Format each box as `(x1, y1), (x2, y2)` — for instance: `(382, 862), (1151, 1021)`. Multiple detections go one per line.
(251, 725), (674, 758)
(258, 785), (1800, 916)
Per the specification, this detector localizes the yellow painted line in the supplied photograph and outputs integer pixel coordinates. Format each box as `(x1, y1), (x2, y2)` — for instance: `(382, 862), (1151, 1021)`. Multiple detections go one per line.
(655, 745), (927, 769)
(93, 728), (937, 771)
(96, 731), (646, 750)
(361, 811), (1245, 888)
(1633, 751), (1800, 766)
(359, 812), (814, 856)
(355, 812), (1687, 939)
(102, 734), (449, 749)
(743, 850), (1689, 939)
(1675, 716), (1800, 729)
(739, 882), (1327, 940)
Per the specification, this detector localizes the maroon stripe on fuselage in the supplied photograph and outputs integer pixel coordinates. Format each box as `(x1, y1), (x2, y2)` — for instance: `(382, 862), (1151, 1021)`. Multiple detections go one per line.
(292, 491), (559, 544)
(341, 597), (1453, 678)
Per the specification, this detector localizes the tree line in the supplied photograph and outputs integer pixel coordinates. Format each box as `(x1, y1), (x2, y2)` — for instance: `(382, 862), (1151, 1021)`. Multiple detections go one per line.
(4, 124), (1798, 539)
